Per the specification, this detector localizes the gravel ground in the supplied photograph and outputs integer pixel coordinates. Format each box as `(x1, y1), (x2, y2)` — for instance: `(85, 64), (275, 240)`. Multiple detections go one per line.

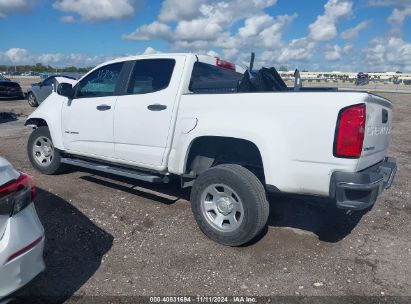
(0, 93), (410, 302)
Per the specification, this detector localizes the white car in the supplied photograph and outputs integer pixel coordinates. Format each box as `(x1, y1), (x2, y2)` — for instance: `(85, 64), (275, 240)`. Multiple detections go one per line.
(0, 157), (45, 298)
(25, 53), (396, 246)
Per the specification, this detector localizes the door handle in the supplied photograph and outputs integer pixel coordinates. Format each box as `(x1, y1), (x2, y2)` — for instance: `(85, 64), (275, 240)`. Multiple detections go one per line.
(96, 104), (111, 111)
(147, 104), (167, 111)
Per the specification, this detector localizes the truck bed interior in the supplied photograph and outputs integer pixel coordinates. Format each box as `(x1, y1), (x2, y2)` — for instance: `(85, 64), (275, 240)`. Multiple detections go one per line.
(189, 62), (337, 94)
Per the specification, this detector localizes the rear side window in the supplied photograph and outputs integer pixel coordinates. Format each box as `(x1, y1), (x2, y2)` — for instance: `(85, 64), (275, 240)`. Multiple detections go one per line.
(190, 62), (242, 83)
(76, 62), (124, 98)
(127, 59), (175, 94)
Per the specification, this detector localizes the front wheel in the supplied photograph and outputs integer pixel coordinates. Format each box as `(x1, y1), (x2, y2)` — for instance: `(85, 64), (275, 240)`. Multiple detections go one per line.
(27, 127), (66, 174)
(27, 92), (39, 107)
(190, 164), (269, 246)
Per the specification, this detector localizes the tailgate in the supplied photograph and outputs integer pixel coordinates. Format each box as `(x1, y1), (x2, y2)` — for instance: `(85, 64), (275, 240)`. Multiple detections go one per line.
(357, 94), (392, 171)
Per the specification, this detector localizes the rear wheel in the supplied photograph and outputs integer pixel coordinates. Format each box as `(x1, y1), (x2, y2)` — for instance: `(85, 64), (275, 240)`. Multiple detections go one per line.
(27, 92), (38, 107)
(191, 164), (269, 246)
(27, 127), (66, 174)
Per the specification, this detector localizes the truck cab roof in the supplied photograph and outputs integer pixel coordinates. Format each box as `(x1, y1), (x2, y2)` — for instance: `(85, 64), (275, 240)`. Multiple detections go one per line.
(100, 53), (246, 74)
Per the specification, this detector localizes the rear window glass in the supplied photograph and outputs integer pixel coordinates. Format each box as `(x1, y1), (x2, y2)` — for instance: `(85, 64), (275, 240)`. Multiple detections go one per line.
(190, 62), (242, 84)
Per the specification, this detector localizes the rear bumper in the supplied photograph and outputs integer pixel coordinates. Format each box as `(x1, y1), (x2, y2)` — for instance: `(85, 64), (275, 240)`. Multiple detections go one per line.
(330, 157), (397, 210)
(0, 204), (45, 299)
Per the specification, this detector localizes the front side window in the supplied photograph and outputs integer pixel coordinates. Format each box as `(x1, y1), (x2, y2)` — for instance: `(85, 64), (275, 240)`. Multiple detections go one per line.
(127, 59), (175, 95)
(76, 62), (124, 98)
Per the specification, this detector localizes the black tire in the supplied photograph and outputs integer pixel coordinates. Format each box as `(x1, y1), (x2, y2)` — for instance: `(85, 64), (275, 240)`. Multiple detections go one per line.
(27, 126), (66, 175)
(190, 164), (269, 246)
(27, 92), (39, 107)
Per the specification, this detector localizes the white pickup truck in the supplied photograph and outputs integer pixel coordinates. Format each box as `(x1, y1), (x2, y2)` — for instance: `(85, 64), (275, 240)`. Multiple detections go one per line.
(25, 53), (397, 246)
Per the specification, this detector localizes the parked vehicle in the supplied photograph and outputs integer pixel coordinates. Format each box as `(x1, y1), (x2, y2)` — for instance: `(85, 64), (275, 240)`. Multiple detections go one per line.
(0, 75), (24, 99)
(0, 157), (45, 298)
(356, 72), (370, 85)
(27, 75), (77, 107)
(25, 53), (397, 246)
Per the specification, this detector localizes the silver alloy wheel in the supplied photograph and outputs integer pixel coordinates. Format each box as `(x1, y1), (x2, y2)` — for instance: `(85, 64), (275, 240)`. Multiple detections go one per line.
(200, 184), (244, 232)
(32, 136), (54, 167)
(28, 93), (36, 106)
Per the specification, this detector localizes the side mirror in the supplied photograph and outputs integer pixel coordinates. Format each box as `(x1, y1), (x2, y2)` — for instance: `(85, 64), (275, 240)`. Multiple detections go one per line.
(57, 83), (74, 98)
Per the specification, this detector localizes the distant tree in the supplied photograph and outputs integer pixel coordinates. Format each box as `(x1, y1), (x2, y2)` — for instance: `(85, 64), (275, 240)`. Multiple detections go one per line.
(0, 64), (94, 74)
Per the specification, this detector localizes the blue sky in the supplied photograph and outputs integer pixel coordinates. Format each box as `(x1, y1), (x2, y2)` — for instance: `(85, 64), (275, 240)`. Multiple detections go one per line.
(1, 0), (411, 72)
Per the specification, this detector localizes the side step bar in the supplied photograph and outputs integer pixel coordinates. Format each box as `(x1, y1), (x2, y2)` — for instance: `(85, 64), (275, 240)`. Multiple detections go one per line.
(61, 158), (169, 183)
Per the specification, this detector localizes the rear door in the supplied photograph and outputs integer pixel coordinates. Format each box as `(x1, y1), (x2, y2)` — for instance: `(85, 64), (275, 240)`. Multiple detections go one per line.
(357, 94), (393, 170)
(61, 62), (125, 159)
(114, 56), (185, 167)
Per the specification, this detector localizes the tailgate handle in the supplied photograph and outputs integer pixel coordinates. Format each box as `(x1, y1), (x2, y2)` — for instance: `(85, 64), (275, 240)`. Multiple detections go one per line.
(382, 109), (388, 124)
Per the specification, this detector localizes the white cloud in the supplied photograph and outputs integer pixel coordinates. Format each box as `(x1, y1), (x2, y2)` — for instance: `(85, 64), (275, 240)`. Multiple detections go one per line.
(325, 45), (342, 61)
(368, 0), (411, 7)
(175, 19), (223, 41)
(341, 21), (370, 40)
(0, 47), (164, 67)
(53, 0), (136, 21)
(257, 14), (296, 48)
(368, 0), (411, 26)
(363, 37), (411, 71)
(206, 50), (219, 58)
(0, 48), (33, 64)
(124, 0), (281, 49)
(324, 44), (352, 61)
(60, 15), (76, 23)
(0, 0), (31, 17)
(238, 14), (274, 38)
(309, 0), (353, 42)
(277, 37), (316, 62)
(123, 21), (173, 41)
(387, 6), (411, 24)
(143, 47), (160, 55)
(32, 52), (104, 67)
(158, 0), (207, 22)
(259, 36), (317, 66)
(0, 48), (104, 67)
(222, 48), (239, 60)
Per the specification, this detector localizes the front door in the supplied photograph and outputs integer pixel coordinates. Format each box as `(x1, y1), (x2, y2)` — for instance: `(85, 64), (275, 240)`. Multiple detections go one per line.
(114, 57), (185, 167)
(62, 62), (124, 159)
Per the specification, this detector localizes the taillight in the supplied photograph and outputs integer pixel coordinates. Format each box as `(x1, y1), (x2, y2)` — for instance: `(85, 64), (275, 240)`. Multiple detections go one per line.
(334, 104), (366, 158)
(216, 58), (236, 71)
(6, 236), (43, 263)
(0, 173), (36, 216)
